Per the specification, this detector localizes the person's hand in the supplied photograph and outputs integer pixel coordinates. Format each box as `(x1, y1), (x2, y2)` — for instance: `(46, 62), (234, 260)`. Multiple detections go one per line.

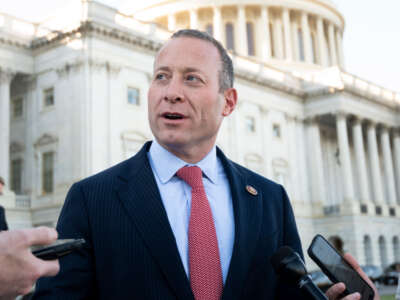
(0, 227), (60, 299)
(325, 253), (380, 300)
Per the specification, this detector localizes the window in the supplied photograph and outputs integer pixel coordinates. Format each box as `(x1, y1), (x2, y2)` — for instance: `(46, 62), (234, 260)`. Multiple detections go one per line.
(246, 22), (255, 56)
(43, 87), (54, 107)
(127, 87), (140, 105)
(272, 124), (281, 138)
(225, 23), (235, 51)
(298, 29), (305, 61)
(11, 159), (22, 194)
(245, 116), (255, 132)
(12, 97), (23, 118)
(205, 23), (213, 36)
(42, 152), (54, 194)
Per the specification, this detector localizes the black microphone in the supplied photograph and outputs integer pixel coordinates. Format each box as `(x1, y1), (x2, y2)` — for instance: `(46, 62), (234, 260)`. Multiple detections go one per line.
(271, 246), (328, 300)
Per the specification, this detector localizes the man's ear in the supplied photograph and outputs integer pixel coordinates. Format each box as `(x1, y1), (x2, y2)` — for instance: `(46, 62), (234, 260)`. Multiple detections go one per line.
(222, 88), (237, 116)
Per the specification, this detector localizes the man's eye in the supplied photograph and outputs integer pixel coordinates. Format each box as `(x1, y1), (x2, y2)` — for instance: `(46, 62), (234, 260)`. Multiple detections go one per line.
(186, 75), (198, 82)
(155, 73), (166, 80)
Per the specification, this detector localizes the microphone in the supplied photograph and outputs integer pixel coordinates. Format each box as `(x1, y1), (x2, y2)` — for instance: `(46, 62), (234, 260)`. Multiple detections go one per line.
(271, 246), (328, 300)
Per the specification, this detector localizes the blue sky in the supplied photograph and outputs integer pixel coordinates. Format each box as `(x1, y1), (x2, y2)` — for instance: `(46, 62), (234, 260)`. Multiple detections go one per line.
(1, 0), (399, 92)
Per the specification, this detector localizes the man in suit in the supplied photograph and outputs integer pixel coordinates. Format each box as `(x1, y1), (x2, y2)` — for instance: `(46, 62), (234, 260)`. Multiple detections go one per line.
(33, 30), (377, 300)
(0, 176), (8, 230)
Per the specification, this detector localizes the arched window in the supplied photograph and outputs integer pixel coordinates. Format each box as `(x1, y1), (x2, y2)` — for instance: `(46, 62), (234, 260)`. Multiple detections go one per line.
(297, 28), (305, 61)
(328, 236), (344, 254)
(364, 235), (373, 265)
(246, 22), (255, 56)
(205, 23), (213, 36)
(225, 23), (235, 51)
(269, 23), (275, 58)
(379, 236), (388, 268)
(393, 236), (400, 262)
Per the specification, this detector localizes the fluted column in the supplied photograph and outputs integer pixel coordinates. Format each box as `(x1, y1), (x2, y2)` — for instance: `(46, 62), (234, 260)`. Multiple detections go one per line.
(336, 113), (355, 202)
(189, 8), (198, 29)
(213, 6), (222, 42)
(237, 5), (248, 56)
(328, 23), (338, 65)
(393, 130), (400, 203)
(380, 127), (397, 205)
(367, 122), (384, 204)
(282, 8), (293, 61)
(352, 118), (370, 203)
(316, 16), (328, 66)
(301, 11), (312, 63)
(260, 6), (271, 60)
(336, 29), (345, 67)
(275, 16), (284, 60)
(307, 117), (327, 205)
(0, 70), (14, 186)
(167, 13), (176, 31)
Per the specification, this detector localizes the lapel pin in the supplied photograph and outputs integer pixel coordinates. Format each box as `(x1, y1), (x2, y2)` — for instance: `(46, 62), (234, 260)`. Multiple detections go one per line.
(246, 185), (258, 196)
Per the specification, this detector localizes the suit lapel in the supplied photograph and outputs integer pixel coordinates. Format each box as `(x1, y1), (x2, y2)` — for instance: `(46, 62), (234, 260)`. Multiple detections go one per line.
(218, 149), (263, 300)
(115, 142), (193, 300)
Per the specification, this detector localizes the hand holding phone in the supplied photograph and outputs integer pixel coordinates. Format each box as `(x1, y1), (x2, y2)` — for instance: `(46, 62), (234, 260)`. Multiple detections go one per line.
(32, 238), (85, 260)
(308, 234), (375, 300)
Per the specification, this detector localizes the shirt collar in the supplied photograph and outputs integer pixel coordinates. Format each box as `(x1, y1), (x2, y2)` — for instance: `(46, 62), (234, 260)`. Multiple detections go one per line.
(148, 140), (218, 184)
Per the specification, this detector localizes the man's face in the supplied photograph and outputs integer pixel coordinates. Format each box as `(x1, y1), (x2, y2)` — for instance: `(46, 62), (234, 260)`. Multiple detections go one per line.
(148, 37), (236, 159)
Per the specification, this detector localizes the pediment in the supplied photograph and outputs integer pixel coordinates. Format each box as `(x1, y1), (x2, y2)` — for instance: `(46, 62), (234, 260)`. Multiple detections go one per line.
(34, 133), (58, 147)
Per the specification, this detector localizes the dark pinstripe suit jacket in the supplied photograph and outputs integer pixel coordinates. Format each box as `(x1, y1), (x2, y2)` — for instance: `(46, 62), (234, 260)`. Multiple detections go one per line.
(33, 142), (306, 300)
(0, 205), (8, 231)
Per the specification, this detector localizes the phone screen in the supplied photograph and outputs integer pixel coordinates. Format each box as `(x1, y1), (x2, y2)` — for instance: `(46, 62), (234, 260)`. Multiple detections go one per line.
(308, 235), (374, 300)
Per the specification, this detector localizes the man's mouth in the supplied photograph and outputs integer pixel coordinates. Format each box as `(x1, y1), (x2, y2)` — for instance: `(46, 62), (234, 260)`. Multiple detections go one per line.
(162, 112), (185, 120)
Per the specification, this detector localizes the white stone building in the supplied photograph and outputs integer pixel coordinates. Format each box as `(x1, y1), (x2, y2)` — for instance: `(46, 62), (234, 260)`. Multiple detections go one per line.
(0, 0), (399, 269)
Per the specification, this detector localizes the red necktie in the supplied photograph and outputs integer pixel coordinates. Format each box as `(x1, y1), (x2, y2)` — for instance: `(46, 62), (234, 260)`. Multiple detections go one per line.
(177, 166), (223, 300)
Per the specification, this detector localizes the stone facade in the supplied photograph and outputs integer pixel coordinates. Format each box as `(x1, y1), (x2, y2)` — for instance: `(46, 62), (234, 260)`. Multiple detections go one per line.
(0, 0), (399, 270)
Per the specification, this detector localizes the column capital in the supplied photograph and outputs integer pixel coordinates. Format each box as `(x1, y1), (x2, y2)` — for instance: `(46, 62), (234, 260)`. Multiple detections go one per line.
(335, 110), (348, 120)
(0, 69), (16, 85)
(349, 115), (363, 125)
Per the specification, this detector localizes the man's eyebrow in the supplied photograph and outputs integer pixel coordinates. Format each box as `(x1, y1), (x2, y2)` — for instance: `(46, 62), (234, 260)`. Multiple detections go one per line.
(154, 66), (170, 72)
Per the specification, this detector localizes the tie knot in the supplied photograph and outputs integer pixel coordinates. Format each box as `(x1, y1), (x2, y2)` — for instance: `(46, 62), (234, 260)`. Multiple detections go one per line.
(176, 166), (203, 189)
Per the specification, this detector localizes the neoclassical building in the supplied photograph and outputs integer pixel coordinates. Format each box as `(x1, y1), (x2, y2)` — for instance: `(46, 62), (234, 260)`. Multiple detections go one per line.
(0, 0), (399, 269)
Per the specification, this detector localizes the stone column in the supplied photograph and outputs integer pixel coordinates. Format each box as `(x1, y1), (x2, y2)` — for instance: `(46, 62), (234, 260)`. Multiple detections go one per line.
(380, 126), (397, 205)
(316, 16), (328, 66)
(237, 5), (248, 56)
(393, 130), (400, 203)
(282, 8), (293, 61)
(213, 6), (223, 42)
(167, 13), (176, 32)
(352, 117), (370, 204)
(0, 70), (14, 186)
(336, 29), (345, 67)
(328, 23), (338, 65)
(307, 117), (327, 207)
(336, 113), (355, 202)
(301, 11), (312, 63)
(367, 122), (384, 204)
(260, 6), (271, 60)
(189, 8), (198, 29)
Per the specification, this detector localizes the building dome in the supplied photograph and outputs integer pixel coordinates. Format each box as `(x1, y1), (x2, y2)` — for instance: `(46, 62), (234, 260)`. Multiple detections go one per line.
(122, 0), (345, 72)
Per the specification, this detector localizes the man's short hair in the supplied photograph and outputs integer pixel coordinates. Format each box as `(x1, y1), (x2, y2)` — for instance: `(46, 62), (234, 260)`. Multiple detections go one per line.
(171, 29), (234, 92)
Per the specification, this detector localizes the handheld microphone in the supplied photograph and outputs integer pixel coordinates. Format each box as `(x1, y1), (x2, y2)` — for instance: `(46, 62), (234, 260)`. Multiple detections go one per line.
(271, 246), (328, 300)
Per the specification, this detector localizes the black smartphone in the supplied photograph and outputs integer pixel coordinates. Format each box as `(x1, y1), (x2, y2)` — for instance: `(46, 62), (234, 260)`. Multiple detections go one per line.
(308, 234), (374, 300)
(32, 238), (86, 260)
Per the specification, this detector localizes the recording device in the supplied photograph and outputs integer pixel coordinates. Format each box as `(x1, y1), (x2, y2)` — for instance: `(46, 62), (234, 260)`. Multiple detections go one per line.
(308, 234), (374, 300)
(271, 246), (328, 300)
(32, 238), (86, 260)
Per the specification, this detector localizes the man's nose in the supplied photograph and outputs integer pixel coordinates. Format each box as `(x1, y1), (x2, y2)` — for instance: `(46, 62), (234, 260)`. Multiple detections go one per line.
(164, 77), (183, 103)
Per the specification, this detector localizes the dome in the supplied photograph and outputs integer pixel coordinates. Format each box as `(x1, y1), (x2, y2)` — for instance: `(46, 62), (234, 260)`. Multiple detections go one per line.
(120, 0), (345, 72)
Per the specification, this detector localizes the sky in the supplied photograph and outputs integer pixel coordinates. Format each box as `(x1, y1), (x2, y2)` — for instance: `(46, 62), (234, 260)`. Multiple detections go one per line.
(0, 0), (399, 92)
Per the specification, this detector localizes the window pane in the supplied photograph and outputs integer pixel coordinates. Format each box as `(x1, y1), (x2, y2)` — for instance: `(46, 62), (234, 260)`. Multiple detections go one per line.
(246, 116), (255, 132)
(13, 98), (23, 118)
(225, 23), (235, 51)
(11, 159), (22, 194)
(44, 88), (54, 107)
(127, 87), (140, 105)
(273, 124), (281, 138)
(246, 22), (255, 56)
(42, 152), (54, 194)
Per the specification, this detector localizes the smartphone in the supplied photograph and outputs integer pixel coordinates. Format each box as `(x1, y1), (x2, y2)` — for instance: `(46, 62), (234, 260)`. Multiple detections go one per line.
(32, 238), (86, 260)
(308, 235), (374, 300)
